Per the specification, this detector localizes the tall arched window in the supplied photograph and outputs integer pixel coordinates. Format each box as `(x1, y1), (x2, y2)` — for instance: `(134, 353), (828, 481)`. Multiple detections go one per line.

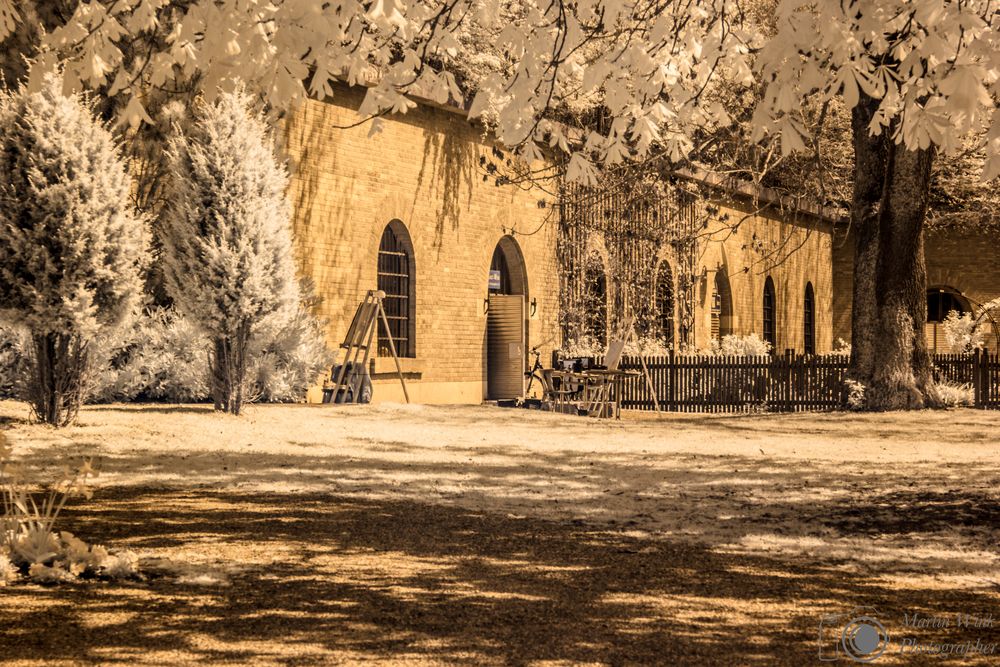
(377, 221), (415, 358)
(712, 271), (733, 343)
(583, 251), (607, 346)
(654, 261), (675, 348)
(803, 282), (816, 355)
(762, 276), (777, 351)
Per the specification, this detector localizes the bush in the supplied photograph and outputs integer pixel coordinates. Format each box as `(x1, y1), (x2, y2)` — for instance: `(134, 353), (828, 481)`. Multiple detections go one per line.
(246, 302), (333, 403)
(88, 306), (331, 404)
(941, 310), (985, 353)
(827, 337), (852, 356)
(561, 334), (605, 359)
(622, 335), (671, 357)
(0, 322), (29, 399)
(934, 381), (974, 408)
(89, 308), (211, 403)
(0, 75), (147, 425)
(710, 333), (772, 357)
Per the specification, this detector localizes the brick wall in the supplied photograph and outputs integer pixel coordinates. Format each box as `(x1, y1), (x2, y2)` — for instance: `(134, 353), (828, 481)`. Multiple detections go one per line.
(284, 86), (560, 403)
(694, 197), (835, 353)
(831, 226), (1000, 349)
(285, 85), (838, 405)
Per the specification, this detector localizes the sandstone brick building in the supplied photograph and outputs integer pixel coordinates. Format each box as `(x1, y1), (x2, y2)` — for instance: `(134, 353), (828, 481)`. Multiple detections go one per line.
(284, 84), (995, 403)
(833, 225), (1000, 353)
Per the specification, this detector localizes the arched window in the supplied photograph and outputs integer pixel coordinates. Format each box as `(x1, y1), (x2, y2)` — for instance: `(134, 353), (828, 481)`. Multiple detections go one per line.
(712, 271), (733, 343)
(377, 221), (415, 358)
(583, 251), (607, 346)
(926, 287), (970, 354)
(654, 261), (675, 348)
(804, 282), (816, 355)
(762, 276), (777, 351)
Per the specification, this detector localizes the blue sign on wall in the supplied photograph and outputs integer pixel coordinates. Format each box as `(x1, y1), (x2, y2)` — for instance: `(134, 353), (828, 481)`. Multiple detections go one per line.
(488, 269), (502, 291)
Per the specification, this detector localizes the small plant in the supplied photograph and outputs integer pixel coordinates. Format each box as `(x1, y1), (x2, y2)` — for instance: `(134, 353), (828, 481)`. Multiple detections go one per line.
(844, 379), (866, 410)
(828, 338), (852, 356)
(0, 433), (139, 585)
(934, 382), (974, 408)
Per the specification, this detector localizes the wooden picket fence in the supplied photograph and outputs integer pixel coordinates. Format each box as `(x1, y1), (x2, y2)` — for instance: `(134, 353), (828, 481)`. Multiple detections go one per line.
(586, 350), (1000, 413)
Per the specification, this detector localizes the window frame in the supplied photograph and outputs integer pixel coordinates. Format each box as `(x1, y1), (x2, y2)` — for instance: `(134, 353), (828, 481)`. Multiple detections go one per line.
(763, 276), (777, 352)
(377, 221), (416, 358)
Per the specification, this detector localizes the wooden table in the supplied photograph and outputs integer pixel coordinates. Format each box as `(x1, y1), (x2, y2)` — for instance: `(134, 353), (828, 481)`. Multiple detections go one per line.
(547, 368), (639, 418)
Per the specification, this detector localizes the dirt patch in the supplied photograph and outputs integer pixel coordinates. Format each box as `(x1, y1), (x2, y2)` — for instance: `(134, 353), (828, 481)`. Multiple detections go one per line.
(1, 402), (999, 664)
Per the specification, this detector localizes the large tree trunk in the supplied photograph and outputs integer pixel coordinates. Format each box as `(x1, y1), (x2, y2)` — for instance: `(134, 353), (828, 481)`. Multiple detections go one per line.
(848, 93), (937, 409)
(848, 95), (888, 384)
(869, 142), (936, 408)
(29, 332), (89, 427)
(211, 322), (252, 415)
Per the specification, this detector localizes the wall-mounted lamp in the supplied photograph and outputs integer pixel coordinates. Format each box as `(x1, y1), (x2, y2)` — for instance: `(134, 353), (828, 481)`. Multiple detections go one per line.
(483, 297), (490, 315)
(530, 298), (538, 317)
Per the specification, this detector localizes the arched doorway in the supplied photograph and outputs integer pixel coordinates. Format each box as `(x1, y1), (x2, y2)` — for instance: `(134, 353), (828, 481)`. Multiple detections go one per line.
(486, 236), (528, 400)
(926, 286), (971, 353)
(654, 260), (675, 349)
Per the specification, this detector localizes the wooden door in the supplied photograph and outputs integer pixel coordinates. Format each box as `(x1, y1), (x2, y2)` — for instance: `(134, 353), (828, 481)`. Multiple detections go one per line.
(487, 294), (525, 399)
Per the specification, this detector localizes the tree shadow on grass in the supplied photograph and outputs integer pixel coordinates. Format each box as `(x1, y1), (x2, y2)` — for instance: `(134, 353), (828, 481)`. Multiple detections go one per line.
(2, 488), (999, 665)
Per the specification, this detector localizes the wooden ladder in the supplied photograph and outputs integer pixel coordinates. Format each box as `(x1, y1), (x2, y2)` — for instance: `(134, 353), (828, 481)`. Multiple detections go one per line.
(328, 290), (409, 404)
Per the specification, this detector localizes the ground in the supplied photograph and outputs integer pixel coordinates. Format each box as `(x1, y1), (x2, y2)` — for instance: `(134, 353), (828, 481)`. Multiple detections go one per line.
(1, 401), (999, 665)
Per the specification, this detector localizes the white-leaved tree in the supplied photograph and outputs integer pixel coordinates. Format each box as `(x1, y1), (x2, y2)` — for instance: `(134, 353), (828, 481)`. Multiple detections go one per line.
(0, 74), (148, 426)
(2, 0), (998, 409)
(162, 89), (300, 415)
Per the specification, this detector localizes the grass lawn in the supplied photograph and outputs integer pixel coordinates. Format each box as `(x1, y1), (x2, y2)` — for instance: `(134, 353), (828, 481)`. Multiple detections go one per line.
(1, 401), (999, 665)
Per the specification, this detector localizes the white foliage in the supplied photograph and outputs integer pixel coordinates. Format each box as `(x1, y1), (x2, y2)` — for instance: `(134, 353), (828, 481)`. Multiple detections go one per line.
(248, 302), (333, 403)
(710, 333), (772, 357)
(5, 1), (996, 181)
(162, 89), (299, 342)
(0, 552), (15, 586)
(844, 379), (867, 410)
(622, 335), (672, 357)
(0, 74), (148, 339)
(934, 381), (975, 408)
(89, 308), (211, 403)
(89, 305), (331, 403)
(941, 310), (985, 353)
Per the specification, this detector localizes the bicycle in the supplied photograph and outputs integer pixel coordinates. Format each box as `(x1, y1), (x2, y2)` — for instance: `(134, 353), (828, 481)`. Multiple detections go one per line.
(524, 346), (549, 401)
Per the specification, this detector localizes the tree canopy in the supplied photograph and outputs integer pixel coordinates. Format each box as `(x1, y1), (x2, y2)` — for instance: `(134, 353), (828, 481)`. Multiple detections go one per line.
(1, 1), (996, 188)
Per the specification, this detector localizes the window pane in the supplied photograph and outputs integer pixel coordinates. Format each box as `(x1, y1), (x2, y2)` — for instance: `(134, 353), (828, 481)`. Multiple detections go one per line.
(377, 224), (413, 357)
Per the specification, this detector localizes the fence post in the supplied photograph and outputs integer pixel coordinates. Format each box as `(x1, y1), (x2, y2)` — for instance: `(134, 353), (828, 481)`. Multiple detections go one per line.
(974, 348), (985, 408)
(668, 350), (676, 411)
(783, 349), (793, 412)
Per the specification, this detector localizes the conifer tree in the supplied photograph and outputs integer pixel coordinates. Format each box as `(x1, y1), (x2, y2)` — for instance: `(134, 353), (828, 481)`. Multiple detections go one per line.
(162, 90), (299, 415)
(0, 75), (148, 426)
